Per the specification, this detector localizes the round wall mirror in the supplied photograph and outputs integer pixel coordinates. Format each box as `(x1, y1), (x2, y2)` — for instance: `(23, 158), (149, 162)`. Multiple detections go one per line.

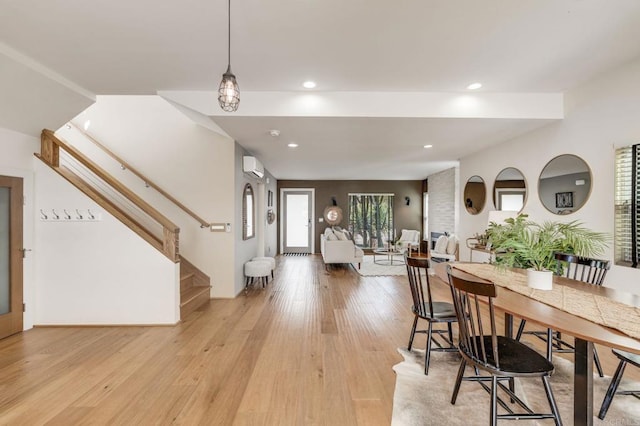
(493, 167), (527, 212)
(539, 154), (591, 215)
(323, 206), (343, 226)
(463, 175), (486, 215)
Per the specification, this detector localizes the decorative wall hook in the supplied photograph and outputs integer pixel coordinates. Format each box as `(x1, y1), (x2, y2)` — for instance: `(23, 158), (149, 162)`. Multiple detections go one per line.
(40, 209), (48, 220)
(75, 209), (83, 220)
(51, 209), (60, 220)
(63, 209), (72, 220)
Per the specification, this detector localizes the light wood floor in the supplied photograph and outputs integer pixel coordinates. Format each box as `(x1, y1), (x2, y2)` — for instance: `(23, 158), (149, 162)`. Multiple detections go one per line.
(0, 255), (636, 425)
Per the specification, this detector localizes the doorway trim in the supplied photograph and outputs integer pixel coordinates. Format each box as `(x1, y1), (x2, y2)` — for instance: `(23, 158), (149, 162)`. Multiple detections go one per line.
(279, 188), (315, 254)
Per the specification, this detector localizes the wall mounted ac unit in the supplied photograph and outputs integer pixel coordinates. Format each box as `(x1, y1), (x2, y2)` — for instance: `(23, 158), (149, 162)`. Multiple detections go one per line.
(243, 156), (265, 178)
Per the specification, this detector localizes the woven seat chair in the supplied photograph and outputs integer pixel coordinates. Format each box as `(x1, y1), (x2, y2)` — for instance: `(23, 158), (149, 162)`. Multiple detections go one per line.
(447, 265), (562, 426)
(515, 252), (610, 377)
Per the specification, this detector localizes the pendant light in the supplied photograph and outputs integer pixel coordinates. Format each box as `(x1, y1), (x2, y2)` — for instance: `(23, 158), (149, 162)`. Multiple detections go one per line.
(218, 0), (240, 112)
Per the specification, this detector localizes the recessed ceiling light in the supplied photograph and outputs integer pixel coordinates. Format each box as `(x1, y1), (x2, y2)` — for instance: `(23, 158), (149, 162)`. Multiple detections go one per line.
(467, 82), (482, 90)
(302, 81), (316, 89)
(269, 129), (280, 137)
(83, 120), (91, 131)
(424, 144), (433, 149)
(288, 143), (299, 148)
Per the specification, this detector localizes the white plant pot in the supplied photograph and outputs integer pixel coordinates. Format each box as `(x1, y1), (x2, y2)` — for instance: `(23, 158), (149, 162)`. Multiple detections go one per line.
(527, 268), (553, 290)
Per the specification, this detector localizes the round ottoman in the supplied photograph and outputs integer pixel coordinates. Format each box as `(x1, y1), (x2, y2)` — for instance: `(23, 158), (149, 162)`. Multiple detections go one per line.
(251, 256), (276, 279)
(244, 260), (271, 289)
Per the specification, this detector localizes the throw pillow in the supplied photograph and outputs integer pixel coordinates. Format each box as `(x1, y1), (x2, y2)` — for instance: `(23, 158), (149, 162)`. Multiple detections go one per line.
(434, 235), (448, 253)
(326, 232), (338, 241)
(324, 227), (335, 237)
(446, 234), (459, 255)
(336, 230), (349, 241)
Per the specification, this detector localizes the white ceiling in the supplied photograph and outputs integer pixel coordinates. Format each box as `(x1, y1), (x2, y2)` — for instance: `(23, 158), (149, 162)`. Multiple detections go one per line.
(2, 0), (640, 179)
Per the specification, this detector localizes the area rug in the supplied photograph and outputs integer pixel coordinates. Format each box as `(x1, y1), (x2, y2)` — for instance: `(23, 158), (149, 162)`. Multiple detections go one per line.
(353, 255), (406, 276)
(392, 348), (640, 425)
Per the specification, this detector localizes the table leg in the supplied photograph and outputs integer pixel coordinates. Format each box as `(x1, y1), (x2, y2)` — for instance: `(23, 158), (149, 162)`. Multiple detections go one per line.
(574, 338), (594, 426)
(504, 313), (513, 339)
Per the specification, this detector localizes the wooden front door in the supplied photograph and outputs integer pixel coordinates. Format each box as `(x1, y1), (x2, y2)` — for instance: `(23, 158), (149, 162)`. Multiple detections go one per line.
(0, 176), (23, 339)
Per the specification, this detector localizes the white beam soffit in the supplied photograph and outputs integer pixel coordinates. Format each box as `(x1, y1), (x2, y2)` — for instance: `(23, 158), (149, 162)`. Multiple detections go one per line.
(159, 90), (564, 120)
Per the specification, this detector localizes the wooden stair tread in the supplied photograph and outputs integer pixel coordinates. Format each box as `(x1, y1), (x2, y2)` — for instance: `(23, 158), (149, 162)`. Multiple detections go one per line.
(180, 286), (211, 307)
(180, 271), (195, 281)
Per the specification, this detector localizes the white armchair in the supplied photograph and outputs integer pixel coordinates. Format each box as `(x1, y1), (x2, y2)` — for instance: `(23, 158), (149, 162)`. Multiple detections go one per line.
(396, 229), (421, 253)
(429, 232), (459, 263)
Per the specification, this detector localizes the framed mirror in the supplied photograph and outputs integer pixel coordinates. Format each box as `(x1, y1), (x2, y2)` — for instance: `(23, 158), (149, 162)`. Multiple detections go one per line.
(493, 167), (527, 212)
(539, 154), (591, 215)
(323, 206), (343, 226)
(463, 175), (486, 215)
(242, 183), (255, 240)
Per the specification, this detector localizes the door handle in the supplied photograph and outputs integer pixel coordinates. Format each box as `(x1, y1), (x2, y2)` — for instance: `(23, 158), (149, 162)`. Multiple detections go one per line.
(19, 248), (32, 259)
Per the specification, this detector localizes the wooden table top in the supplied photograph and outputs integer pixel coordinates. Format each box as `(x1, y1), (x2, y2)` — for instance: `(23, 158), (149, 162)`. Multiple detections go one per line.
(434, 262), (640, 355)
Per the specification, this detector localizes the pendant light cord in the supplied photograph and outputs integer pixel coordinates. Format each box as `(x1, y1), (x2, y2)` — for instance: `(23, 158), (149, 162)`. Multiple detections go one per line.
(227, 0), (231, 67)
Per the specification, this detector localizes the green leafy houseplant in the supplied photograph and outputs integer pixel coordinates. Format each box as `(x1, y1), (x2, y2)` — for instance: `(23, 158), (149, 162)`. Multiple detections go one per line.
(487, 214), (609, 271)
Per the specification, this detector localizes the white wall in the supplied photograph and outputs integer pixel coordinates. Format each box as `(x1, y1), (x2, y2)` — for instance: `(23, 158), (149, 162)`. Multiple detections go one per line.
(459, 55), (640, 294)
(34, 161), (179, 325)
(234, 143), (261, 295)
(0, 127), (37, 330)
(60, 96), (237, 298)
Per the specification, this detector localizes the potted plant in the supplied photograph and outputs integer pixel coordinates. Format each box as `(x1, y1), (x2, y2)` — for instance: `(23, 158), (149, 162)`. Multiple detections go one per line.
(486, 214), (609, 290)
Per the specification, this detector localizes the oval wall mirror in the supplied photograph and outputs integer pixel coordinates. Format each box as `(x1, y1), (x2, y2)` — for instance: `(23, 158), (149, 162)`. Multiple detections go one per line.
(493, 167), (527, 212)
(538, 154), (591, 215)
(242, 183), (255, 240)
(463, 175), (486, 215)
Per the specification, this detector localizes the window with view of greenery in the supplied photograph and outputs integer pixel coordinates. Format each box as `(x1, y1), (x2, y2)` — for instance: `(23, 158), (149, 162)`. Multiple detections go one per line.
(348, 194), (394, 249)
(614, 144), (637, 267)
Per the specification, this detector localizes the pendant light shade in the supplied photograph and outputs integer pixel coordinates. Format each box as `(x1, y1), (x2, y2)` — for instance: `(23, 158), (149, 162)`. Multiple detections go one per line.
(218, 0), (240, 112)
(219, 65), (240, 112)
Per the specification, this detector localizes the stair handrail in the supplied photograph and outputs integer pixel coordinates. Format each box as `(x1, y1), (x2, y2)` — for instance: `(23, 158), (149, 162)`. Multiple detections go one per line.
(38, 129), (180, 262)
(68, 122), (212, 229)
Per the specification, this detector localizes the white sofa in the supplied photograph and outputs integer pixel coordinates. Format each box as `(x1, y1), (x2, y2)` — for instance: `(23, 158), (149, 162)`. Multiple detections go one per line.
(320, 228), (364, 269)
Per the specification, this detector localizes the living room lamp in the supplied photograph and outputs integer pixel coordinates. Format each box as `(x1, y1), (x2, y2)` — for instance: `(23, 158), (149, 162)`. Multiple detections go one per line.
(218, 0), (240, 112)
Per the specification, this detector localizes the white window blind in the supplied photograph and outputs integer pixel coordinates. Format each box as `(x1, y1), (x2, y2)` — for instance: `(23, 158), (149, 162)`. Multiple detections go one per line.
(615, 145), (635, 266)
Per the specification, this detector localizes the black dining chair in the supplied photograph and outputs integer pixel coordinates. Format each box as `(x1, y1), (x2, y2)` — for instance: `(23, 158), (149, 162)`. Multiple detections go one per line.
(447, 265), (562, 426)
(405, 256), (458, 375)
(598, 349), (640, 420)
(515, 252), (610, 377)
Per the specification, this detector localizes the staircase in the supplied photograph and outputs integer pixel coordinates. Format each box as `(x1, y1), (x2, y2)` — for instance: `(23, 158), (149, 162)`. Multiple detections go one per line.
(37, 128), (212, 322)
(180, 258), (212, 318)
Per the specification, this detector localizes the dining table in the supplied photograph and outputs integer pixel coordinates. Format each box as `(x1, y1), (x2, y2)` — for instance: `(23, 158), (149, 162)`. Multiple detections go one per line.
(434, 262), (640, 426)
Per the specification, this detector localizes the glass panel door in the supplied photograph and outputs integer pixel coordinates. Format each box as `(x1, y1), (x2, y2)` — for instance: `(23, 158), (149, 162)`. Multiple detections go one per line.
(282, 190), (313, 254)
(0, 175), (23, 339)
